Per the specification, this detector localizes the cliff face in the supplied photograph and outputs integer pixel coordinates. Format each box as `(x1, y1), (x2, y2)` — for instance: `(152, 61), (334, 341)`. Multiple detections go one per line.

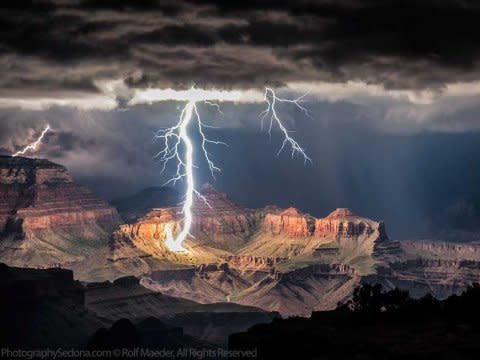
(226, 255), (284, 271)
(365, 239), (480, 299)
(110, 183), (262, 265)
(233, 263), (359, 317)
(401, 240), (480, 260)
(365, 259), (480, 299)
(113, 187), (386, 264)
(188, 183), (262, 249)
(240, 208), (386, 273)
(17, 184), (120, 233)
(315, 208), (377, 237)
(0, 157), (72, 231)
(260, 207), (384, 239)
(261, 207), (314, 237)
(107, 185), (387, 316)
(0, 156), (121, 267)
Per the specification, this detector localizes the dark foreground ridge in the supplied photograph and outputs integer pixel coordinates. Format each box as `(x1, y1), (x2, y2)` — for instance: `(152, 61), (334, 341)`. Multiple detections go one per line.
(2, 261), (480, 359)
(0, 262), (270, 358)
(229, 283), (480, 360)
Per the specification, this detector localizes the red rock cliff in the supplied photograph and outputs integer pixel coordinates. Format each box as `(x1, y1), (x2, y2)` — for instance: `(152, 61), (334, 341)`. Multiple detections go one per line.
(315, 208), (374, 237)
(260, 207), (382, 239)
(112, 183), (262, 257)
(0, 156), (120, 240)
(261, 207), (314, 237)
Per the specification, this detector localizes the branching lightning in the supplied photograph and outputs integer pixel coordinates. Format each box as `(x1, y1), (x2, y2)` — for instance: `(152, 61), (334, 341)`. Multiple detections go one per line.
(12, 124), (51, 157)
(155, 87), (310, 253)
(261, 88), (312, 163)
(154, 100), (226, 252)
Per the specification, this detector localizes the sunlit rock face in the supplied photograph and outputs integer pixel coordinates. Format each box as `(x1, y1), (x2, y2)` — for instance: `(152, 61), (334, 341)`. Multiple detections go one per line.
(261, 207), (314, 237)
(108, 184), (390, 316)
(111, 183), (263, 264)
(226, 255), (284, 271)
(112, 182), (386, 263)
(315, 208), (378, 237)
(0, 156), (121, 267)
(260, 206), (384, 239)
(240, 207), (387, 273)
(109, 187), (480, 317)
(110, 208), (189, 263)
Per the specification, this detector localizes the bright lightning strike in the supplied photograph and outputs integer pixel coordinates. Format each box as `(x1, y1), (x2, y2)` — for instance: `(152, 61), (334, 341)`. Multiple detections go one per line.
(155, 87), (310, 253)
(12, 124), (51, 157)
(155, 100), (226, 252)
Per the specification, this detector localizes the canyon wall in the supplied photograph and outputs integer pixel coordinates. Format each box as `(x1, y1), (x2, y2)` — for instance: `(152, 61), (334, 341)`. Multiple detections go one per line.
(0, 156), (121, 267)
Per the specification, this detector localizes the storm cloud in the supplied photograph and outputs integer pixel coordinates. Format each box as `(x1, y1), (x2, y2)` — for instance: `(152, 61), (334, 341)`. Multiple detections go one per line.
(1, 0), (480, 96)
(2, 1), (480, 239)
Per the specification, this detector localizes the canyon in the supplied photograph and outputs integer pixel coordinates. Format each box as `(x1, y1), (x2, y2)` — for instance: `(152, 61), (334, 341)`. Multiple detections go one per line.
(105, 183), (392, 316)
(1, 156), (480, 318)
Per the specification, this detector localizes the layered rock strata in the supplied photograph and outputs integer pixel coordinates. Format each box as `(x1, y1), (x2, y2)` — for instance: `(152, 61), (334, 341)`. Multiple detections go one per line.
(0, 156), (121, 266)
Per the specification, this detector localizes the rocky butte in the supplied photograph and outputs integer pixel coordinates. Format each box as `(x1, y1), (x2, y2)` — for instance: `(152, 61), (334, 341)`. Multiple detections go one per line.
(0, 156), (121, 267)
(107, 184), (388, 316)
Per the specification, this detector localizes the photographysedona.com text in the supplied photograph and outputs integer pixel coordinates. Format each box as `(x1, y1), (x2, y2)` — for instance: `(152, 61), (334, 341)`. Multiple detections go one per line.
(0, 347), (258, 359)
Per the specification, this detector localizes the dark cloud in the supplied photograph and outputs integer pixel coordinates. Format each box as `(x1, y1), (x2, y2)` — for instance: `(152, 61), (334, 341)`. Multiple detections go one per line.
(0, 0), (480, 95)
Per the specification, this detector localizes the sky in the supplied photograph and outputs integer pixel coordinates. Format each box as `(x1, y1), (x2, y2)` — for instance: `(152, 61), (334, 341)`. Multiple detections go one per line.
(2, 0), (480, 238)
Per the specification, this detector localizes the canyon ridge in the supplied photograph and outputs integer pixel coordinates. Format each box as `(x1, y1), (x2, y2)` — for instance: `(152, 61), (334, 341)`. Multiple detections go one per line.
(1, 156), (480, 317)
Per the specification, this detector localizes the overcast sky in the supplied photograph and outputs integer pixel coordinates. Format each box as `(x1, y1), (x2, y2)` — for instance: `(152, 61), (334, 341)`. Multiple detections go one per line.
(2, 0), (480, 238)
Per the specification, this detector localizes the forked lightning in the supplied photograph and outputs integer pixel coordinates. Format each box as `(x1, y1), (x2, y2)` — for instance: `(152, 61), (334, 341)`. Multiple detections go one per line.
(156, 88), (311, 253)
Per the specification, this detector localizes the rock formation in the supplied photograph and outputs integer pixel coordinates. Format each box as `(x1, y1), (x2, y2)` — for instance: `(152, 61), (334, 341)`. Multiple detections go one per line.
(0, 156), (121, 267)
(110, 183), (262, 267)
(3, 159), (480, 319)
(316, 208), (376, 237)
(112, 184), (386, 266)
(261, 207), (314, 236)
(365, 239), (480, 299)
(105, 183), (391, 316)
(239, 207), (387, 272)
(401, 239), (480, 260)
(189, 183), (262, 248)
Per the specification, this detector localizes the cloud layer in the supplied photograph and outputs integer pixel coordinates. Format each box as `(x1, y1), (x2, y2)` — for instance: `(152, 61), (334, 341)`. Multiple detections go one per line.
(2, 0), (480, 99)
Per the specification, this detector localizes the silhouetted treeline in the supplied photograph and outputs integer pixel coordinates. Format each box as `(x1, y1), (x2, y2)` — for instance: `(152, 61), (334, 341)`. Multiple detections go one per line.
(229, 284), (480, 360)
(337, 283), (480, 321)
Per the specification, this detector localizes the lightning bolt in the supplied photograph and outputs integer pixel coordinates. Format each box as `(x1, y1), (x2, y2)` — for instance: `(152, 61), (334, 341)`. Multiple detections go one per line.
(12, 124), (51, 157)
(155, 100), (226, 252)
(155, 88), (310, 253)
(261, 88), (312, 163)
